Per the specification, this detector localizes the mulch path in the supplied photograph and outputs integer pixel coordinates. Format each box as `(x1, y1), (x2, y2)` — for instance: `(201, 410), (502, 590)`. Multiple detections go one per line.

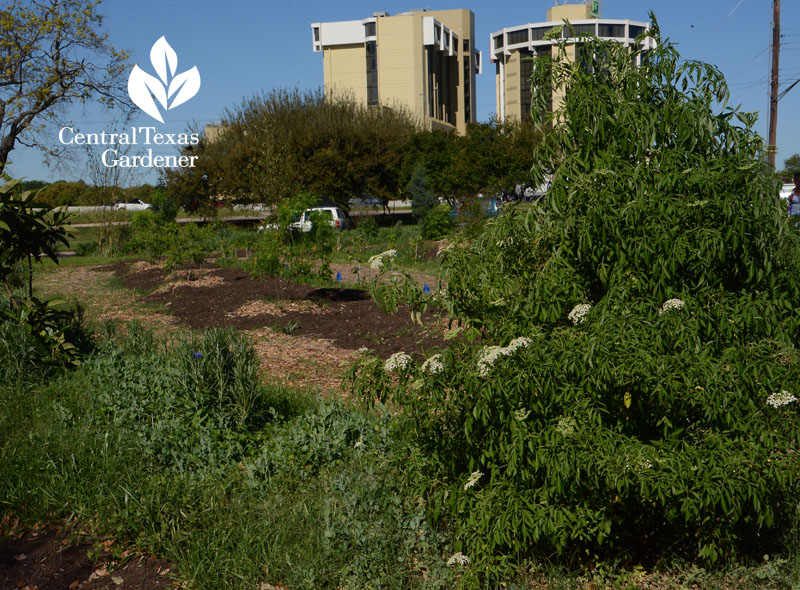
(0, 526), (175, 590)
(105, 261), (445, 359)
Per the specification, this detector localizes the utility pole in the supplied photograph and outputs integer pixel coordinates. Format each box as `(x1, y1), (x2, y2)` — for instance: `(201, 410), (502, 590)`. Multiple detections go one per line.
(768, 0), (780, 168)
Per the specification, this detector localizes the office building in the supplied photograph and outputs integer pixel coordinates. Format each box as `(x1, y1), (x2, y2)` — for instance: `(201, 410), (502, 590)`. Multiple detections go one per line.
(491, 2), (653, 122)
(311, 9), (481, 135)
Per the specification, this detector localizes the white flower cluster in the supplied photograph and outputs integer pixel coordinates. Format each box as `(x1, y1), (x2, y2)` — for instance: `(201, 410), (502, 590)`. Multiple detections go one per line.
(476, 337), (532, 377)
(555, 416), (576, 436)
(568, 303), (592, 325)
(384, 351), (412, 373)
(625, 456), (653, 473)
(447, 552), (471, 567)
(421, 354), (444, 374)
(356, 346), (371, 355)
(659, 298), (686, 315)
(766, 390), (798, 408)
(368, 249), (397, 270)
(463, 470), (483, 490)
(436, 240), (455, 257)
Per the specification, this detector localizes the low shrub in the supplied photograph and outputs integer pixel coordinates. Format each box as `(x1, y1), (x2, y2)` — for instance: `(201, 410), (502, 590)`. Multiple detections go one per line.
(419, 204), (454, 240)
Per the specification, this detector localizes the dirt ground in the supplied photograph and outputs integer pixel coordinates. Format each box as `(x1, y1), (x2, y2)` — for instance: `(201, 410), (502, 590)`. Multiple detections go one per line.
(0, 521), (176, 590)
(109, 260), (445, 361)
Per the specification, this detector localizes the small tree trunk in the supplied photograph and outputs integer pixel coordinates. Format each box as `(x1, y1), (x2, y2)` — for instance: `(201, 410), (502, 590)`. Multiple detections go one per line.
(27, 253), (33, 300)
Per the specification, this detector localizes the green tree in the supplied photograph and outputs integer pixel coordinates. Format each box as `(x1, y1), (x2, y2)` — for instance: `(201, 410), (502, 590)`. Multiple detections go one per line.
(0, 0), (130, 174)
(406, 163), (437, 220)
(165, 90), (418, 210)
(783, 153), (800, 173)
(354, 17), (800, 579)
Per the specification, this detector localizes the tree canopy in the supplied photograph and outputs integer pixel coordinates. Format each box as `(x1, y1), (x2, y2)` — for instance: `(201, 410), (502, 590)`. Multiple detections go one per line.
(0, 0), (130, 173)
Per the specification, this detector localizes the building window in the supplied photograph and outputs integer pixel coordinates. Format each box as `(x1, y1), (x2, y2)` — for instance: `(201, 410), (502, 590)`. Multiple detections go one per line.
(313, 27), (320, 42)
(598, 23), (625, 38)
(493, 35), (503, 50)
(520, 50), (533, 122)
(364, 21), (376, 37)
(463, 38), (469, 52)
(507, 29), (528, 45)
(629, 25), (646, 39)
(464, 55), (471, 122)
(531, 26), (555, 42)
(566, 23), (595, 38)
(366, 40), (378, 105)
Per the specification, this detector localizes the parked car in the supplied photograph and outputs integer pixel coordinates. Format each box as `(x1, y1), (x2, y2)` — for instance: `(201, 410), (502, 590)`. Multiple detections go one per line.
(780, 183), (795, 202)
(349, 195), (383, 208)
(289, 206), (352, 232)
(114, 198), (155, 211)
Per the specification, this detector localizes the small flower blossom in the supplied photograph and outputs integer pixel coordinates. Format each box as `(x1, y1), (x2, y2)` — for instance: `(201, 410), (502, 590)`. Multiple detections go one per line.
(421, 354), (444, 374)
(192, 352), (203, 359)
(766, 390), (798, 408)
(447, 552), (470, 567)
(356, 347), (370, 355)
(384, 351), (412, 373)
(463, 470), (483, 490)
(437, 241), (455, 257)
(368, 249), (397, 270)
(568, 303), (592, 325)
(555, 416), (576, 436)
(659, 298), (686, 315)
(476, 337), (532, 377)
(354, 436), (364, 449)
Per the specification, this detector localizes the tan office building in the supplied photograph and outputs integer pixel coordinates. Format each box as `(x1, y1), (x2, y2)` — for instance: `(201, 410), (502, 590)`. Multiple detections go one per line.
(491, 2), (653, 122)
(311, 9), (481, 135)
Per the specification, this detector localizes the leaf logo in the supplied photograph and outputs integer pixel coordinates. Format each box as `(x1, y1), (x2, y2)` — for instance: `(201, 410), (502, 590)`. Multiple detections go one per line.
(128, 37), (200, 123)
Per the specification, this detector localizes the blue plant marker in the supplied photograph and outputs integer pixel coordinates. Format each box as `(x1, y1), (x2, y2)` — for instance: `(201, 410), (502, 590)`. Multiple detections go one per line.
(423, 282), (431, 294)
(336, 271), (342, 281)
(192, 352), (203, 359)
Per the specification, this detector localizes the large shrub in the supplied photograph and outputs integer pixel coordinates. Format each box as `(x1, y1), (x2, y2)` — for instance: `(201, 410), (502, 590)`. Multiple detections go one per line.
(352, 19), (800, 582)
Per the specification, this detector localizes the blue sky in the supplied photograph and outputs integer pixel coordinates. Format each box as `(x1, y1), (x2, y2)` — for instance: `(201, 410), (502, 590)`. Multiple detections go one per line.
(7, 0), (800, 184)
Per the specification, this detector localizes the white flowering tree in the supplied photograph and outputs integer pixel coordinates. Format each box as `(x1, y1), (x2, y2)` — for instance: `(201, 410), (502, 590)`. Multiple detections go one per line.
(351, 17), (800, 585)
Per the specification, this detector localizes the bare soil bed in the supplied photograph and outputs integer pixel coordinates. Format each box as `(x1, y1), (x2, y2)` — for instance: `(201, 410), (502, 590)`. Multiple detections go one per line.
(0, 522), (175, 590)
(106, 261), (445, 360)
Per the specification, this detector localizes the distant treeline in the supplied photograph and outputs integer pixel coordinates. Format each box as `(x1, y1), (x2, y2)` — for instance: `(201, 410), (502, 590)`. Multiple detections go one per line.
(17, 180), (156, 207)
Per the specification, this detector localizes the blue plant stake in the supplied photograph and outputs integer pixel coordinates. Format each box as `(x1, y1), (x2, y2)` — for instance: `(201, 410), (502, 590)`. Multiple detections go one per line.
(423, 282), (430, 294)
(336, 271), (342, 281)
(192, 352), (203, 359)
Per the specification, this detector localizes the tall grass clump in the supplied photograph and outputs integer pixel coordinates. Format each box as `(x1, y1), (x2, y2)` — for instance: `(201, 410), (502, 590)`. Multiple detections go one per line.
(350, 17), (800, 584)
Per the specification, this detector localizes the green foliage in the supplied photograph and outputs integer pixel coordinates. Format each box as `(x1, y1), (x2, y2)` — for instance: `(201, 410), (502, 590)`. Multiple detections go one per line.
(0, 0), (130, 172)
(419, 204), (454, 240)
(0, 179), (71, 298)
(352, 18), (800, 581)
(0, 326), (459, 589)
(401, 119), (543, 206)
(407, 163), (438, 220)
(783, 153), (800, 174)
(165, 89), (418, 210)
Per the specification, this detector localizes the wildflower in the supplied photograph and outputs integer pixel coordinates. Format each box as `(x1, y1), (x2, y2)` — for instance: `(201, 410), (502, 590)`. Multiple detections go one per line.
(766, 390), (798, 408)
(568, 303), (592, 325)
(463, 470), (482, 490)
(437, 241), (455, 257)
(447, 552), (470, 567)
(384, 351), (412, 373)
(476, 337), (532, 377)
(192, 352), (203, 359)
(356, 347), (370, 355)
(659, 298), (686, 315)
(555, 416), (576, 436)
(477, 345), (504, 377)
(354, 436), (364, 449)
(506, 337), (532, 352)
(421, 354), (444, 375)
(368, 249), (397, 270)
